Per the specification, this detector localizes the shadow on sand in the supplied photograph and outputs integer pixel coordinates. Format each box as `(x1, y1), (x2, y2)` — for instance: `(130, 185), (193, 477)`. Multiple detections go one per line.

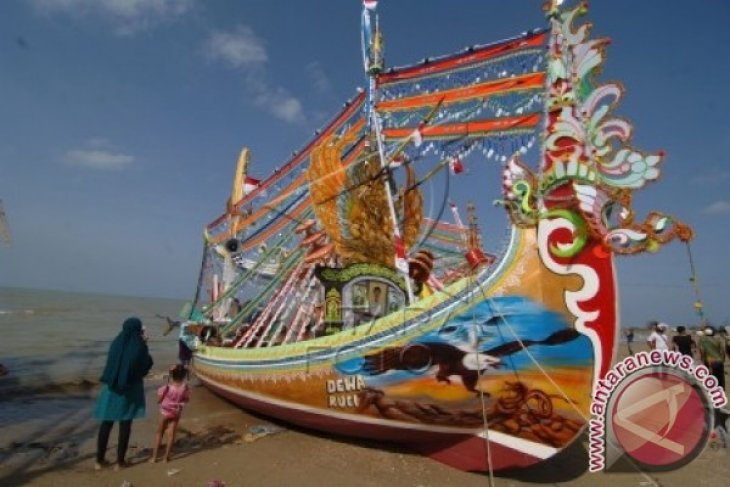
(0, 381), (242, 486)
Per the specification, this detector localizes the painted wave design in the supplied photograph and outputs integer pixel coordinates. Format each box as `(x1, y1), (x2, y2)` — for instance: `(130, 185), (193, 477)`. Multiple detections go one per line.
(336, 295), (593, 383)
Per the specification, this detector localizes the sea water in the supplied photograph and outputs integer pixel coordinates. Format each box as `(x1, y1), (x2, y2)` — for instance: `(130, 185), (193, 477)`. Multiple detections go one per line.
(0, 287), (184, 392)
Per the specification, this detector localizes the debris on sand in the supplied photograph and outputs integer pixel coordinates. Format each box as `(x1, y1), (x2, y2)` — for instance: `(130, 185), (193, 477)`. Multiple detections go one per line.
(243, 424), (286, 443)
(176, 425), (241, 449)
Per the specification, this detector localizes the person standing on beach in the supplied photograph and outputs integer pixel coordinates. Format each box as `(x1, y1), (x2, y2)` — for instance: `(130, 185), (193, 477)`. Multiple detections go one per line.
(698, 325), (726, 391)
(719, 328), (730, 358)
(150, 364), (190, 463)
(161, 316), (193, 368)
(647, 322), (669, 351)
(94, 317), (153, 470)
(625, 328), (635, 355)
(671, 326), (695, 357)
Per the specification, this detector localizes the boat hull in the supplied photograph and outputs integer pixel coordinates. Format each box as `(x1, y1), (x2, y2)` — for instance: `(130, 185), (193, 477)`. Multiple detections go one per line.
(199, 372), (548, 471)
(191, 226), (618, 472)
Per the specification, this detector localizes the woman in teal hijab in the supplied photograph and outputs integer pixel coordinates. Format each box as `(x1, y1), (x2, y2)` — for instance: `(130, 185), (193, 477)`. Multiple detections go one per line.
(94, 317), (153, 470)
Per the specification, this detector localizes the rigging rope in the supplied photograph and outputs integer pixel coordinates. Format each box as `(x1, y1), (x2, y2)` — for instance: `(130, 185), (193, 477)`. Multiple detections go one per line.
(256, 261), (314, 348)
(472, 250), (659, 485)
(286, 272), (322, 344)
(228, 247), (306, 342)
(206, 207), (313, 328)
(273, 264), (319, 346)
(190, 241), (211, 320)
(684, 241), (706, 323)
(469, 272), (496, 487)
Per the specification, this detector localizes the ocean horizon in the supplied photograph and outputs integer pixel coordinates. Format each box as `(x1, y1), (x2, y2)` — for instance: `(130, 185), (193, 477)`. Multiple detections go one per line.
(0, 286), (185, 392)
(4, 285), (709, 392)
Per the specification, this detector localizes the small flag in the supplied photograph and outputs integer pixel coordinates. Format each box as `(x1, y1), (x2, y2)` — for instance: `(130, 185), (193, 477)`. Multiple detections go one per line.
(389, 154), (407, 168)
(449, 157), (464, 174)
(410, 126), (423, 147)
(448, 200), (467, 232)
(212, 274), (220, 301)
(394, 236), (409, 273)
(243, 176), (261, 195)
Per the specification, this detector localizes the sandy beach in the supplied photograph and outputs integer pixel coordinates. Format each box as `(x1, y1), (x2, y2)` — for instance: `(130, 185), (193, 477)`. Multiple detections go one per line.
(1, 340), (728, 487)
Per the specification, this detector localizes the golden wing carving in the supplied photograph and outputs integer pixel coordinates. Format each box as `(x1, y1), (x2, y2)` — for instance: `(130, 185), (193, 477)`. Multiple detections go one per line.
(308, 132), (424, 269)
(307, 132), (354, 259)
(400, 164), (423, 251)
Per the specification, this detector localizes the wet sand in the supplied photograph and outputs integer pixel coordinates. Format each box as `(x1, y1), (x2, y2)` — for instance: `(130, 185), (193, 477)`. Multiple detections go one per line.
(1, 346), (728, 486)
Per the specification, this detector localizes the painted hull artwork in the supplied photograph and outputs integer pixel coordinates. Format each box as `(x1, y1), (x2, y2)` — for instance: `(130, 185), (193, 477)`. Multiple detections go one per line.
(342, 295), (595, 442)
(184, 1), (692, 473)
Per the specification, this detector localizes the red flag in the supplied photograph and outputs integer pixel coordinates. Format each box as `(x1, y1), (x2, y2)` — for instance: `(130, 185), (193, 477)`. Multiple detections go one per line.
(389, 154), (406, 168)
(449, 157), (464, 174)
(410, 127), (423, 147)
(394, 236), (409, 273)
(243, 176), (261, 195)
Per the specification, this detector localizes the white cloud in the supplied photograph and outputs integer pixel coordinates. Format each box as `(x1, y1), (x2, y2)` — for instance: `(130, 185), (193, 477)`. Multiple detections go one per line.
(702, 200), (730, 215)
(246, 77), (304, 123)
(204, 26), (268, 68)
(30, 0), (194, 35)
(65, 139), (134, 170)
(305, 61), (332, 93)
(203, 25), (304, 124)
(254, 88), (304, 123)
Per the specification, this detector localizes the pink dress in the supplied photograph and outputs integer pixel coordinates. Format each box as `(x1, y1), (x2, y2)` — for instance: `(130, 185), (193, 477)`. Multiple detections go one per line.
(157, 382), (190, 420)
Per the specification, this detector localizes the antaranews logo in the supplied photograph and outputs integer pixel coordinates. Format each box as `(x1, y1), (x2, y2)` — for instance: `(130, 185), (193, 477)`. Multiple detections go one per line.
(588, 350), (727, 472)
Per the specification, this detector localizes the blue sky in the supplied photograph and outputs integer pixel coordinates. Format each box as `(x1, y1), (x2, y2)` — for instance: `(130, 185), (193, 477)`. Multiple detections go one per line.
(0, 0), (728, 327)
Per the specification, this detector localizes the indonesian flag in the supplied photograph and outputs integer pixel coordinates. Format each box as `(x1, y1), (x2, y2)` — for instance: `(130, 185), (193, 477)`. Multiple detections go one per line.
(243, 176), (261, 195)
(410, 125), (424, 147)
(389, 154), (406, 168)
(363, 0), (378, 10)
(449, 157), (464, 174)
(394, 236), (409, 274)
(449, 200), (466, 230)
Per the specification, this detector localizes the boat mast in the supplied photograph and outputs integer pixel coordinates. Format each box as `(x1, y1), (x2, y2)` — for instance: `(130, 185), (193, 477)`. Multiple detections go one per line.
(362, 1), (415, 303)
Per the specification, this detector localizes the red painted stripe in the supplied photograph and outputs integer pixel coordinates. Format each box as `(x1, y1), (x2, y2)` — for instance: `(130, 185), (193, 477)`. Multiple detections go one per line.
(377, 72), (545, 112)
(199, 376), (542, 472)
(207, 93), (366, 229)
(210, 139), (367, 242)
(377, 31), (547, 85)
(383, 113), (541, 140)
(209, 175), (309, 240)
(238, 199), (310, 251)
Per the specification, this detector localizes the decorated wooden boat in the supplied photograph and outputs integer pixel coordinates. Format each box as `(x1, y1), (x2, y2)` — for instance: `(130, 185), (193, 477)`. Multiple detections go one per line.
(182, 0), (692, 472)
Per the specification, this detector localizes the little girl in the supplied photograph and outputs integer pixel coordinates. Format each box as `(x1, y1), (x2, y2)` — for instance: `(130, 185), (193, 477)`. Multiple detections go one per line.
(150, 364), (190, 463)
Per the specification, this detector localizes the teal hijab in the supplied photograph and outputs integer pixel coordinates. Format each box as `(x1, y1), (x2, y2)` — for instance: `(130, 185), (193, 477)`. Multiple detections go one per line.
(100, 317), (153, 392)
